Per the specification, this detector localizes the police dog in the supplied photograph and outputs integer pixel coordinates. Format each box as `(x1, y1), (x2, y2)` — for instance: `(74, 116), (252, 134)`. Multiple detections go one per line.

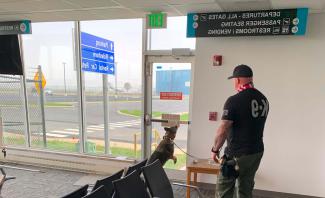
(147, 126), (178, 166)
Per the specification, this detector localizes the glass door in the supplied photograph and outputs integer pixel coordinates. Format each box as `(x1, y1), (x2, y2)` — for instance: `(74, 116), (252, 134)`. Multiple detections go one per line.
(144, 54), (194, 179)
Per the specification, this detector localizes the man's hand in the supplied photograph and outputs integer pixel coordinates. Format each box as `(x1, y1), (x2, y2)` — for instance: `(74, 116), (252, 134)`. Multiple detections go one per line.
(211, 152), (219, 163)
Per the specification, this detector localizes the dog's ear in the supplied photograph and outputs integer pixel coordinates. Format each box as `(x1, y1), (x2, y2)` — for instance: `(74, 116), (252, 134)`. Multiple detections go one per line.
(164, 127), (170, 132)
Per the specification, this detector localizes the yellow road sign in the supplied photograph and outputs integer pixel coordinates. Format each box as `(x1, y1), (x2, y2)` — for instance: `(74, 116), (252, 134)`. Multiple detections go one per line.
(34, 71), (46, 94)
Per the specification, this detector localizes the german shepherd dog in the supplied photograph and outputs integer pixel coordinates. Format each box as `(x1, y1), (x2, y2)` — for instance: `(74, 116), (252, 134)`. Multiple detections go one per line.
(147, 126), (178, 166)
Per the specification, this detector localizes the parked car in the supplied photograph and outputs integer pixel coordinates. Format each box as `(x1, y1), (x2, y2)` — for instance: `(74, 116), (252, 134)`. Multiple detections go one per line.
(31, 88), (53, 96)
(44, 89), (53, 96)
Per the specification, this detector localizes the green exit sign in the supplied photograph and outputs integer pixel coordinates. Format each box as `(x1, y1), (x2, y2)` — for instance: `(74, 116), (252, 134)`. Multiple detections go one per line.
(146, 12), (167, 29)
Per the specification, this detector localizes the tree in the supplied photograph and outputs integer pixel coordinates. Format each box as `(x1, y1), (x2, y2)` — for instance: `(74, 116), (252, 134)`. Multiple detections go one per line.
(124, 82), (132, 92)
(124, 82), (132, 101)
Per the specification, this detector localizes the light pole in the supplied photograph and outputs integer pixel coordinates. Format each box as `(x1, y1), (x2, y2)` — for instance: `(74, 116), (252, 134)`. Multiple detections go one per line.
(63, 62), (67, 96)
(114, 62), (117, 99)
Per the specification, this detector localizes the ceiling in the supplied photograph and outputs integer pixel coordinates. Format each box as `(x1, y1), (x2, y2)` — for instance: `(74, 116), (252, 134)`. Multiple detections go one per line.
(0, 0), (324, 22)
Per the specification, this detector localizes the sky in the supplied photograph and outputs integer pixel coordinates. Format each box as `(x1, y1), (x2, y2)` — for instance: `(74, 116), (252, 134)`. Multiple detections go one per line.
(21, 17), (195, 92)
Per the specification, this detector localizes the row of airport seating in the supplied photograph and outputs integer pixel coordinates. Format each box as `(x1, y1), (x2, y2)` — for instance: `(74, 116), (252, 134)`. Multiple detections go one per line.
(0, 168), (15, 198)
(61, 159), (203, 198)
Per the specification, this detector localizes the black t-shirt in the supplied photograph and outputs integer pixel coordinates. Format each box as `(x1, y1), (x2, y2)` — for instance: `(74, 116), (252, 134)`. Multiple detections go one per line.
(222, 88), (269, 157)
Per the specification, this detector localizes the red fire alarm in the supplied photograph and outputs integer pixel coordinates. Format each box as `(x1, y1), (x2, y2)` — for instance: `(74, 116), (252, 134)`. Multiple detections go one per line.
(209, 112), (218, 121)
(213, 55), (222, 66)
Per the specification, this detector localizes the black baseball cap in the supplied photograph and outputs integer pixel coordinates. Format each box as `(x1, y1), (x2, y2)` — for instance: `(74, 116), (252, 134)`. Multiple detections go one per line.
(228, 64), (253, 79)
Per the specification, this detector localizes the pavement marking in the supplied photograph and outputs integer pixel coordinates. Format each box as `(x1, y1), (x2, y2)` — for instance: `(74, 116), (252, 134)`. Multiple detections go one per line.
(89, 120), (141, 128)
(103, 120), (141, 124)
(46, 133), (68, 138)
(87, 127), (104, 131)
(110, 123), (140, 127)
(96, 120), (141, 126)
(87, 125), (104, 129)
(114, 120), (141, 124)
(51, 130), (79, 135)
(45, 120), (142, 137)
(64, 128), (95, 133)
(65, 129), (79, 132)
(35, 132), (68, 138)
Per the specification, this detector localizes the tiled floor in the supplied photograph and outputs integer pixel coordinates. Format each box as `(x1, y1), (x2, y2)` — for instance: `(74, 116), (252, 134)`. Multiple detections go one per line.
(0, 163), (215, 198)
(0, 163), (283, 198)
(1, 164), (85, 198)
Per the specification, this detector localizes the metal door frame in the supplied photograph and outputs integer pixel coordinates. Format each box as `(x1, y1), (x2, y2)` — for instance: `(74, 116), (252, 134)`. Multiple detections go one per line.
(142, 50), (194, 179)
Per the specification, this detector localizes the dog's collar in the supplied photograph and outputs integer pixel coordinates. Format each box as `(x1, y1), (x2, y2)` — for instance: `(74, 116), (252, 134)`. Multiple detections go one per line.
(163, 135), (174, 142)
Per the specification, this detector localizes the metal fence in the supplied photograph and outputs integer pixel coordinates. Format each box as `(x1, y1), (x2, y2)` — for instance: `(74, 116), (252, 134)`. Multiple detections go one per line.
(0, 74), (26, 147)
(0, 67), (44, 148)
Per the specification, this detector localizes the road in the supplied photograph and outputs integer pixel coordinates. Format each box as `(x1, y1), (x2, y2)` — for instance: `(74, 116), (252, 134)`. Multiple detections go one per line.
(0, 94), (190, 148)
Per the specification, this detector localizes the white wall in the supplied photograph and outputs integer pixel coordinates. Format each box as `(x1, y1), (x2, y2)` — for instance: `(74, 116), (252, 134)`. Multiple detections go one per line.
(189, 13), (325, 197)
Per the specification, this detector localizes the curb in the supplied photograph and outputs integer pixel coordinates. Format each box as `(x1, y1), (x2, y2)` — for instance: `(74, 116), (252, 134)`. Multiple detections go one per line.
(117, 110), (141, 118)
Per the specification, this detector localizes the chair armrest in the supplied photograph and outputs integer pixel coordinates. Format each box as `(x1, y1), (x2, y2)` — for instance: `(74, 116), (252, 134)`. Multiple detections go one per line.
(5, 176), (15, 181)
(172, 182), (199, 189)
(172, 182), (205, 198)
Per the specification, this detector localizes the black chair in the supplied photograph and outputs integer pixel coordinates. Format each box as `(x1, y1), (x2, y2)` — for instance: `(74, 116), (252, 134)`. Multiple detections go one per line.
(61, 185), (89, 198)
(125, 158), (147, 176)
(82, 185), (108, 198)
(113, 170), (150, 198)
(92, 169), (124, 197)
(142, 160), (204, 198)
(0, 168), (16, 195)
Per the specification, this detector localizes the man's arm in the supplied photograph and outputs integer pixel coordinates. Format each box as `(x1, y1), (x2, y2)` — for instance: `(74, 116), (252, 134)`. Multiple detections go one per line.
(212, 120), (233, 162)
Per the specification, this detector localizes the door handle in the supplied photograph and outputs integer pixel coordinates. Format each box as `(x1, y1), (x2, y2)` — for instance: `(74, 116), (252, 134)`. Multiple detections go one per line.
(151, 118), (191, 125)
(145, 114), (191, 126)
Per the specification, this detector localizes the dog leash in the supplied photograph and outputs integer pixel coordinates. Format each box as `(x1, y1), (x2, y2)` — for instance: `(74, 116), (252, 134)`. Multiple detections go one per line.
(173, 142), (204, 160)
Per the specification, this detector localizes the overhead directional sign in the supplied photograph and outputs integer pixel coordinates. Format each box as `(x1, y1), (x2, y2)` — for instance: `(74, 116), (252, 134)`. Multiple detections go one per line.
(0, 20), (32, 35)
(187, 8), (308, 37)
(81, 32), (115, 75)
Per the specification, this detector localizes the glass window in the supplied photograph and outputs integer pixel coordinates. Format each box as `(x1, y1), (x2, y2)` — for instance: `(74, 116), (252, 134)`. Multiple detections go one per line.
(80, 19), (143, 157)
(149, 16), (196, 50)
(22, 22), (80, 152)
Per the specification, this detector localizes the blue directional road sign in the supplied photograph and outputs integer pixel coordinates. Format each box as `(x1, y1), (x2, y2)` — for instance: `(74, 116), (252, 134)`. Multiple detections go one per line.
(81, 32), (115, 75)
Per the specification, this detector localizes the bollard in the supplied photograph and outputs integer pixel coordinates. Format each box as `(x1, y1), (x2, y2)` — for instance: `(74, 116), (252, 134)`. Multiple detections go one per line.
(154, 129), (158, 149)
(134, 133), (137, 157)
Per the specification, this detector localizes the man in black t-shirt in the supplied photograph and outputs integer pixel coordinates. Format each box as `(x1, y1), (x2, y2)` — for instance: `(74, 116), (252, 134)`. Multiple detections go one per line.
(211, 64), (269, 198)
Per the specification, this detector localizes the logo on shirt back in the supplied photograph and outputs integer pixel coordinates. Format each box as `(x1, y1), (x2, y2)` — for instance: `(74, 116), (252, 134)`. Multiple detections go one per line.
(251, 99), (269, 118)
